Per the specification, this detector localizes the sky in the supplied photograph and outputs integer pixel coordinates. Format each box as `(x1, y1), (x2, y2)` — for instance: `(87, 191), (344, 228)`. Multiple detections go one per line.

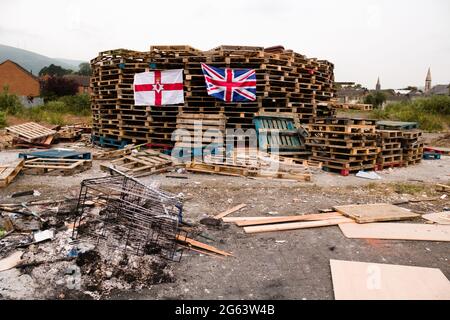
(1, 0), (449, 89)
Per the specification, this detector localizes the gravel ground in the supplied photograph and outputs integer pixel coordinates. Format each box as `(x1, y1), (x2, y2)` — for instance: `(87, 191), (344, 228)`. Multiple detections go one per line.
(0, 143), (449, 300)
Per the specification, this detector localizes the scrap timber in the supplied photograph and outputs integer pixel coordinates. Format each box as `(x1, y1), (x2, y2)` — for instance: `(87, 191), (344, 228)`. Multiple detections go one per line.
(100, 149), (173, 177)
(0, 159), (24, 188)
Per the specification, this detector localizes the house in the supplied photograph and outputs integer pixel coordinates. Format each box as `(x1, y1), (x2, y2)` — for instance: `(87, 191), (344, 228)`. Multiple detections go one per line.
(63, 75), (91, 94)
(336, 87), (369, 104)
(429, 84), (450, 96)
(0, 60), (40, 97)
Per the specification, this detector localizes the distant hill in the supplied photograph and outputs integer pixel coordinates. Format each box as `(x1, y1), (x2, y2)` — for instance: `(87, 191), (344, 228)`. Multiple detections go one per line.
(0, 44), (86, 75)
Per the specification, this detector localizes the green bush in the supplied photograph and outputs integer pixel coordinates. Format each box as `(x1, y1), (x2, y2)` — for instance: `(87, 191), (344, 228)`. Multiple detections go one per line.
(372, 96), (450, 132)
(0, 86), (24, 115)
(58, 94), (91, 115)
(0, 111), (6, 128)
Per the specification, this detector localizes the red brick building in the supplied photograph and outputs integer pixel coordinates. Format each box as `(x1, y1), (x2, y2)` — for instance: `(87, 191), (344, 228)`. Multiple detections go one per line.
(63, 74), (91, 95)
(0, 60), (40, 97)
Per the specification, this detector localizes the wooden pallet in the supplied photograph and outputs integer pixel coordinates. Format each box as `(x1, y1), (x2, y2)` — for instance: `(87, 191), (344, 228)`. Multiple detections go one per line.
(100, 150), (173, 177)
(0, 159), (24, 187)
(6, 122), (56, 143)
(23, 158), (92, 176)
(56, 127), (82, 141)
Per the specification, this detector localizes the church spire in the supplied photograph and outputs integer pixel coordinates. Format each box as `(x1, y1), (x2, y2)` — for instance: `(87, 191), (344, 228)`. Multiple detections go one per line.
(376, 77), (381, 91)
(425, 68), (432, 93)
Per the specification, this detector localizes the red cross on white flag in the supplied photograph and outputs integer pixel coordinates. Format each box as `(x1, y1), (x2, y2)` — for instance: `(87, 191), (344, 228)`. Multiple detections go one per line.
(134, 69), (184, 106)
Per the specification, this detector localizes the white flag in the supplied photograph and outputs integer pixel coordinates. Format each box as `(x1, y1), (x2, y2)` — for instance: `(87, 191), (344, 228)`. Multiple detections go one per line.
(134, 69), (184, 106)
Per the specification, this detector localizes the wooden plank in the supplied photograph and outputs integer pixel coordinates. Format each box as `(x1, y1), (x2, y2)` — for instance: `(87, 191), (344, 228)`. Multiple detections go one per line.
(339, 222), (450, 241)
(244, 217), (354, 234)
(176, 236), (232, 257)
(333, 203), (419, 223)
(0, 159), (24, 187)
(0, 251), (23, 272)
(436, 184), (450, 192)
(234, 212), (343, 226)
(330, 259), (450, 300)
(422, 212), (450, 225)
(214, 204), (247, 219)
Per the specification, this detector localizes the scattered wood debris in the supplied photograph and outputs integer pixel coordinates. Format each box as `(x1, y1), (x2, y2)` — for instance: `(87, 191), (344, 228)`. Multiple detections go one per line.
(100, 150), (173, 177)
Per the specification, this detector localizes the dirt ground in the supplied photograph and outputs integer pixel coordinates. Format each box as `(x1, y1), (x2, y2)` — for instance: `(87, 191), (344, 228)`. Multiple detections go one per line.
(0, 140), (449, 300)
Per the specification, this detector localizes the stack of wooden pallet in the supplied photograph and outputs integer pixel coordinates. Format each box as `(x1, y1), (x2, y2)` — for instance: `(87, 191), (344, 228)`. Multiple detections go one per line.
(306, 118), (378, 176)
(90, 45), (336, 148)
(375, 121), (423, 167)
(401, 130), (424, 166)
(173, 113), (226, 159)
(375, 130), (403, 169)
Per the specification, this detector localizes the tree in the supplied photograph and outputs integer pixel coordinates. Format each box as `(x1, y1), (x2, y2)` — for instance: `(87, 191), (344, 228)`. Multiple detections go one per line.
(364, 92), (386, 108)
(39, 64), (73, 77)
(41, 77), (78, 100)
(77, 62), (92, 76)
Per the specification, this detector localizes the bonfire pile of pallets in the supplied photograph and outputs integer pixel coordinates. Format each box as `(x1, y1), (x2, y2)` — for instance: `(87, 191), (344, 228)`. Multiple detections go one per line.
(90, 45), (335, 148)
(305, 118), (379, 176)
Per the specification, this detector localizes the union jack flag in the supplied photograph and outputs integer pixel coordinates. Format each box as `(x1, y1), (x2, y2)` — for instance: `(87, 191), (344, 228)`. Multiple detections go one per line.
(201, 63), (257, 102)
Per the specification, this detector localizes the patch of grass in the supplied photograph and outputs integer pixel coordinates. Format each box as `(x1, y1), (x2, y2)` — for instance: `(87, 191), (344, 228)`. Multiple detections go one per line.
(372, 96), (450, 132)
(0, 228), (5, 238)
(0, 111), (6, 128)
(14, 94), (91, 125)
(393, 183), (427, 195)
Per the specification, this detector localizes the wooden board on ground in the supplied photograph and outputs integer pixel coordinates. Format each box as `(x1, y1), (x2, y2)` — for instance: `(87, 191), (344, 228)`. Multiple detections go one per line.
(0, 251), (23, 272)
(214, 204), (247, 219)
(436, 184), (450, 193)
(176, 235), (232, 257)
(233, 212), (343, 227)
(6, 122), (56, 143)
(330, 259), (450, 300)
(23, 158), (92, 176)
(339, 222), (450, 242)
(244, 217), (354, 234)
(0, 159), (24, 188)
(333, 203), (419, 223)
(422, 212), (450, 225)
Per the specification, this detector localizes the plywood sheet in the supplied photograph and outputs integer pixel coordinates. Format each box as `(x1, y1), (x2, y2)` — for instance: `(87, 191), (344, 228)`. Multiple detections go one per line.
(333, 203), (419, 223)
(422, 212), (450, 225)
(339, 222), (450, 242)
(330, 259), (450, 300)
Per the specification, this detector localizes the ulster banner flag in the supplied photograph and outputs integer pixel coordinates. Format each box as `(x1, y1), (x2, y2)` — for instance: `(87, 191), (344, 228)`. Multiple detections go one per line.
(134, 69), (184, 106)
